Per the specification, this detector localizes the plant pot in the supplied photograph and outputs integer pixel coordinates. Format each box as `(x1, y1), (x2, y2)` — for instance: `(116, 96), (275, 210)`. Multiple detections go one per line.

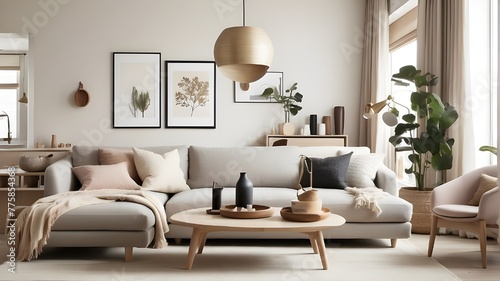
(399, 187), (432, 234)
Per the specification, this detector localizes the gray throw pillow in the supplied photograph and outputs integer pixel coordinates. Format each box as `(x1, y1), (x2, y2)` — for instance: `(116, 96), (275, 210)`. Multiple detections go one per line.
(309, 152), (353, 189)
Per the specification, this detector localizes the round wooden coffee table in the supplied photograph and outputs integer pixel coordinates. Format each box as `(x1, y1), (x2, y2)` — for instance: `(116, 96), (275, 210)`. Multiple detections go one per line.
(170, 207), (345, 270)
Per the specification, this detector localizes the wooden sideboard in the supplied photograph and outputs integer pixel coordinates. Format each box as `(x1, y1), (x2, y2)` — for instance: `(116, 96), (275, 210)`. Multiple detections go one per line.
(266, 135), (348, 147)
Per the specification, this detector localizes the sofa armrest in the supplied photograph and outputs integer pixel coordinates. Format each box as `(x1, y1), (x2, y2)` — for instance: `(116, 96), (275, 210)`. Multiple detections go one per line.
(44, 156), (79, 196)
(374, 164), (398, 196)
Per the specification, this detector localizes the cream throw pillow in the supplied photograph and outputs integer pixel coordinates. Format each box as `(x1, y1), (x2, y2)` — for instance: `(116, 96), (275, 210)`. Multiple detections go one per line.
(345, 153), (385, 188)
(72, 162), (141, 191)
(133, 147), (190, 193)
(468, 174), (498, 206)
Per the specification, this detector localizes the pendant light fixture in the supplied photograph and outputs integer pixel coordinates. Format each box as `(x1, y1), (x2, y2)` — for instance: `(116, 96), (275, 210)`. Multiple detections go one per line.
(213, 0), (273, 84)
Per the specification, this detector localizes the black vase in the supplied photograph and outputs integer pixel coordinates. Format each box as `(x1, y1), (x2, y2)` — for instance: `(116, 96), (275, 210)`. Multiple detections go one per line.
(235, 172), (253, 208)
(309, 114), (317, 135)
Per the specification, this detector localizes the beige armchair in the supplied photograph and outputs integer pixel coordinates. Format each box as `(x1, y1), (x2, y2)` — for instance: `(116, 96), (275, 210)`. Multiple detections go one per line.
(427, 165), (499, 268)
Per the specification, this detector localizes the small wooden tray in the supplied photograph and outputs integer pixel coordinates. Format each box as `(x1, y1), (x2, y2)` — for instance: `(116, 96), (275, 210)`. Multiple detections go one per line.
(219, 204), (274, 219)
(280, 207), (331, 222)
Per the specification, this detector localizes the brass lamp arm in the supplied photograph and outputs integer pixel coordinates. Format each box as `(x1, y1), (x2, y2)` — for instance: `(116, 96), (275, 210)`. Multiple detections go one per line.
(386, 96), (410, 114)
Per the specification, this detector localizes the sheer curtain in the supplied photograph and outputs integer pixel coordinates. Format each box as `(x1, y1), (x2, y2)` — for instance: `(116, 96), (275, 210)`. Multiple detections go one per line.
(416, 0), (469, 184)
(418, 0), (499, 239)
(358, 0), (392, 167)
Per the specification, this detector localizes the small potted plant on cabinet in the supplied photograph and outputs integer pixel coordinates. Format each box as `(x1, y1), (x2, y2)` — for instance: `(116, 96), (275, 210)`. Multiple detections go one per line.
(261, 82), (303, 135)
(388, 65), (459, 233)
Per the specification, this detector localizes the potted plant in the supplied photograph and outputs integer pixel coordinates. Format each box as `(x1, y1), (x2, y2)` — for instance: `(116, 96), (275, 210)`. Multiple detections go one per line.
(261, 82), (303, 135)
(388, 65), (459, 233)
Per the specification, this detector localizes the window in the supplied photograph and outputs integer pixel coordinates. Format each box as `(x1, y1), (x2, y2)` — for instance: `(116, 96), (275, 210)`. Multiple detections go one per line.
(390, 40), (417, 185)
(0, 55), (22, 140)
(468, 0), (498, 167)
(388, 1), (418, 185)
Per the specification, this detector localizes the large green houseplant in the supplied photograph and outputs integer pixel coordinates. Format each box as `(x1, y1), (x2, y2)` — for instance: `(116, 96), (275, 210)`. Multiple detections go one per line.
(388, 65), (459, 234)
(389, 65), (459, 191)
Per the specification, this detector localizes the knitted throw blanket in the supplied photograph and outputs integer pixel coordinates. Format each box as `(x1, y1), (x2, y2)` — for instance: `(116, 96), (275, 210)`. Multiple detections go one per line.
(15, 190), (169, 261)
(344, 187), (389, 216)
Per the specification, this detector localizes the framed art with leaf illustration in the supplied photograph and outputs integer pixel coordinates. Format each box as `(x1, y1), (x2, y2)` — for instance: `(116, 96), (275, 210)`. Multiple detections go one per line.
(113, 52), (161, 128)
(165, 61), (216, 128)
(234, 71), (283, 103)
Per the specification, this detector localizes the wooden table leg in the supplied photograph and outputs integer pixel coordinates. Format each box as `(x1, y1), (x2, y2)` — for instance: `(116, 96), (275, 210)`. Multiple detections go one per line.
(309, 231), (329, 270)
(185, 228), (206, 270)
(197, 232), (208, 254)
(309, 236), (319, 254)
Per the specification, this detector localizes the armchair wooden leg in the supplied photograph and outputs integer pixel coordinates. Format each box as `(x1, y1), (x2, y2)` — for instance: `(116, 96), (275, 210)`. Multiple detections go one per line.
(427, 215), (438, 257)
(125, 247), (133, 262)
(479, 220), (487, 269)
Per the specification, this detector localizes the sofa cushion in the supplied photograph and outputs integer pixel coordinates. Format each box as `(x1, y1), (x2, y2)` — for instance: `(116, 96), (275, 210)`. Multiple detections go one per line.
(133, 147), (190, 193)
(165, 187), (298, 220)
(309, 152), (352, 189)
(187, 146), (301, 189)
(52, 191), (169, 231)
(433, 204), (478, 218)
(99, 147), (141, 184)
(166, 187), (412, 223)
(345, 153), (385, 188)
(72, 145), (189, 180)
(318, 188), (412, 222)
(72, 162), (141, 191)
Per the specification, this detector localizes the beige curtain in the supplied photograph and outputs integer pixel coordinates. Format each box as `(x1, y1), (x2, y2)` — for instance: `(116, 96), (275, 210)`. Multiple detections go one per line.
(358, 0), (392, 167)
(417, 0), (469, 184)
(419, 0), (500, 239)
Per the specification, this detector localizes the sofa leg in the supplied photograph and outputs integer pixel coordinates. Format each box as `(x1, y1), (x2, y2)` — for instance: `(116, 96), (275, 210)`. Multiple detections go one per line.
(125, 247), (133, 262)
(174, 238), (182, 245)
(390, 239), (397, 248)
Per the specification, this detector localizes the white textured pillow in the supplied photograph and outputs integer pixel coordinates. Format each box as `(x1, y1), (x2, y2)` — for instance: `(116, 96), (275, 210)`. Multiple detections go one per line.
(345, 153), (385, 188)
(72, 162), (141, 191)
(133, 147), (189, 193)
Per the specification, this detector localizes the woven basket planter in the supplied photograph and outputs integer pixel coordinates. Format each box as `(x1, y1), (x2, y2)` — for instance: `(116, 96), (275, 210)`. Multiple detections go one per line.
(399, 187), (433, 234)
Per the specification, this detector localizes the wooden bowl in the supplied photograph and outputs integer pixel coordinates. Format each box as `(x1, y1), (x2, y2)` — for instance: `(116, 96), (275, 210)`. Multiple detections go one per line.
(280, 207), (331, 222)
(219, 204), (274, 219)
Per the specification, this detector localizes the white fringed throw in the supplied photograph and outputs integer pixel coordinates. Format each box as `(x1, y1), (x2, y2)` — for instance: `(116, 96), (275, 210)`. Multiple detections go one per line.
(15, 190), (169, 261)
(344, 187), (389, 216)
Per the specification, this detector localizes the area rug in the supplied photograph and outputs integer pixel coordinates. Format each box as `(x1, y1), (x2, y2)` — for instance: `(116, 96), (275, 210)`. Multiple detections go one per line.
(0, 239), (459, 281)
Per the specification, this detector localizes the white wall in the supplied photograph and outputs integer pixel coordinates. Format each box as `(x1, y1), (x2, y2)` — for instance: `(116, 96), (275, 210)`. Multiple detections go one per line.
(0, 0), (365, 147)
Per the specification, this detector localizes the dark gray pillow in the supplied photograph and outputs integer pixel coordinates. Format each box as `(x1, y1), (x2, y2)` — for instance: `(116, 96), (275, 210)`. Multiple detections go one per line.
(310, 152), (353, 189)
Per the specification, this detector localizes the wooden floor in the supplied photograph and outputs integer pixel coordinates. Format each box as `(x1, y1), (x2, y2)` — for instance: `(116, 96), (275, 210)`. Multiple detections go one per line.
(409, 233), (500, 281)
(1, 234), (499, 280)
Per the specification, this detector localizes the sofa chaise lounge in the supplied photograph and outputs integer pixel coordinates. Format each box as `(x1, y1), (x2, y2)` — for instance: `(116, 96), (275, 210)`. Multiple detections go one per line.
(42, 145), (413, 261)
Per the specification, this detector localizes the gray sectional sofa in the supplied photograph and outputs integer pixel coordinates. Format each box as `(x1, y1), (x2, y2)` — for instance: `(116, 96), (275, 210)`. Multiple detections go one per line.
(43, 145), (413, 261)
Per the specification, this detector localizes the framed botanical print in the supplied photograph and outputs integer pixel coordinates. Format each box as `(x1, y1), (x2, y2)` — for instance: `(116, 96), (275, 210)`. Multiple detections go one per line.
(113, 52), (161, 128)
(165, 61), (216, 128)
(234, 71), (283, 103)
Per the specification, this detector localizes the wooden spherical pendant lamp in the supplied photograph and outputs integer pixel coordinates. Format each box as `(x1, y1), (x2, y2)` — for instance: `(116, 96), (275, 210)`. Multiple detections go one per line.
(213, 0), (273, 84)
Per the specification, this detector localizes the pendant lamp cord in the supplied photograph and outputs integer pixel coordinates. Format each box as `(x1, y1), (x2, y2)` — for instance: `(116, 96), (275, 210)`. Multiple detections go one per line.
(242, 0), (246, 26)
